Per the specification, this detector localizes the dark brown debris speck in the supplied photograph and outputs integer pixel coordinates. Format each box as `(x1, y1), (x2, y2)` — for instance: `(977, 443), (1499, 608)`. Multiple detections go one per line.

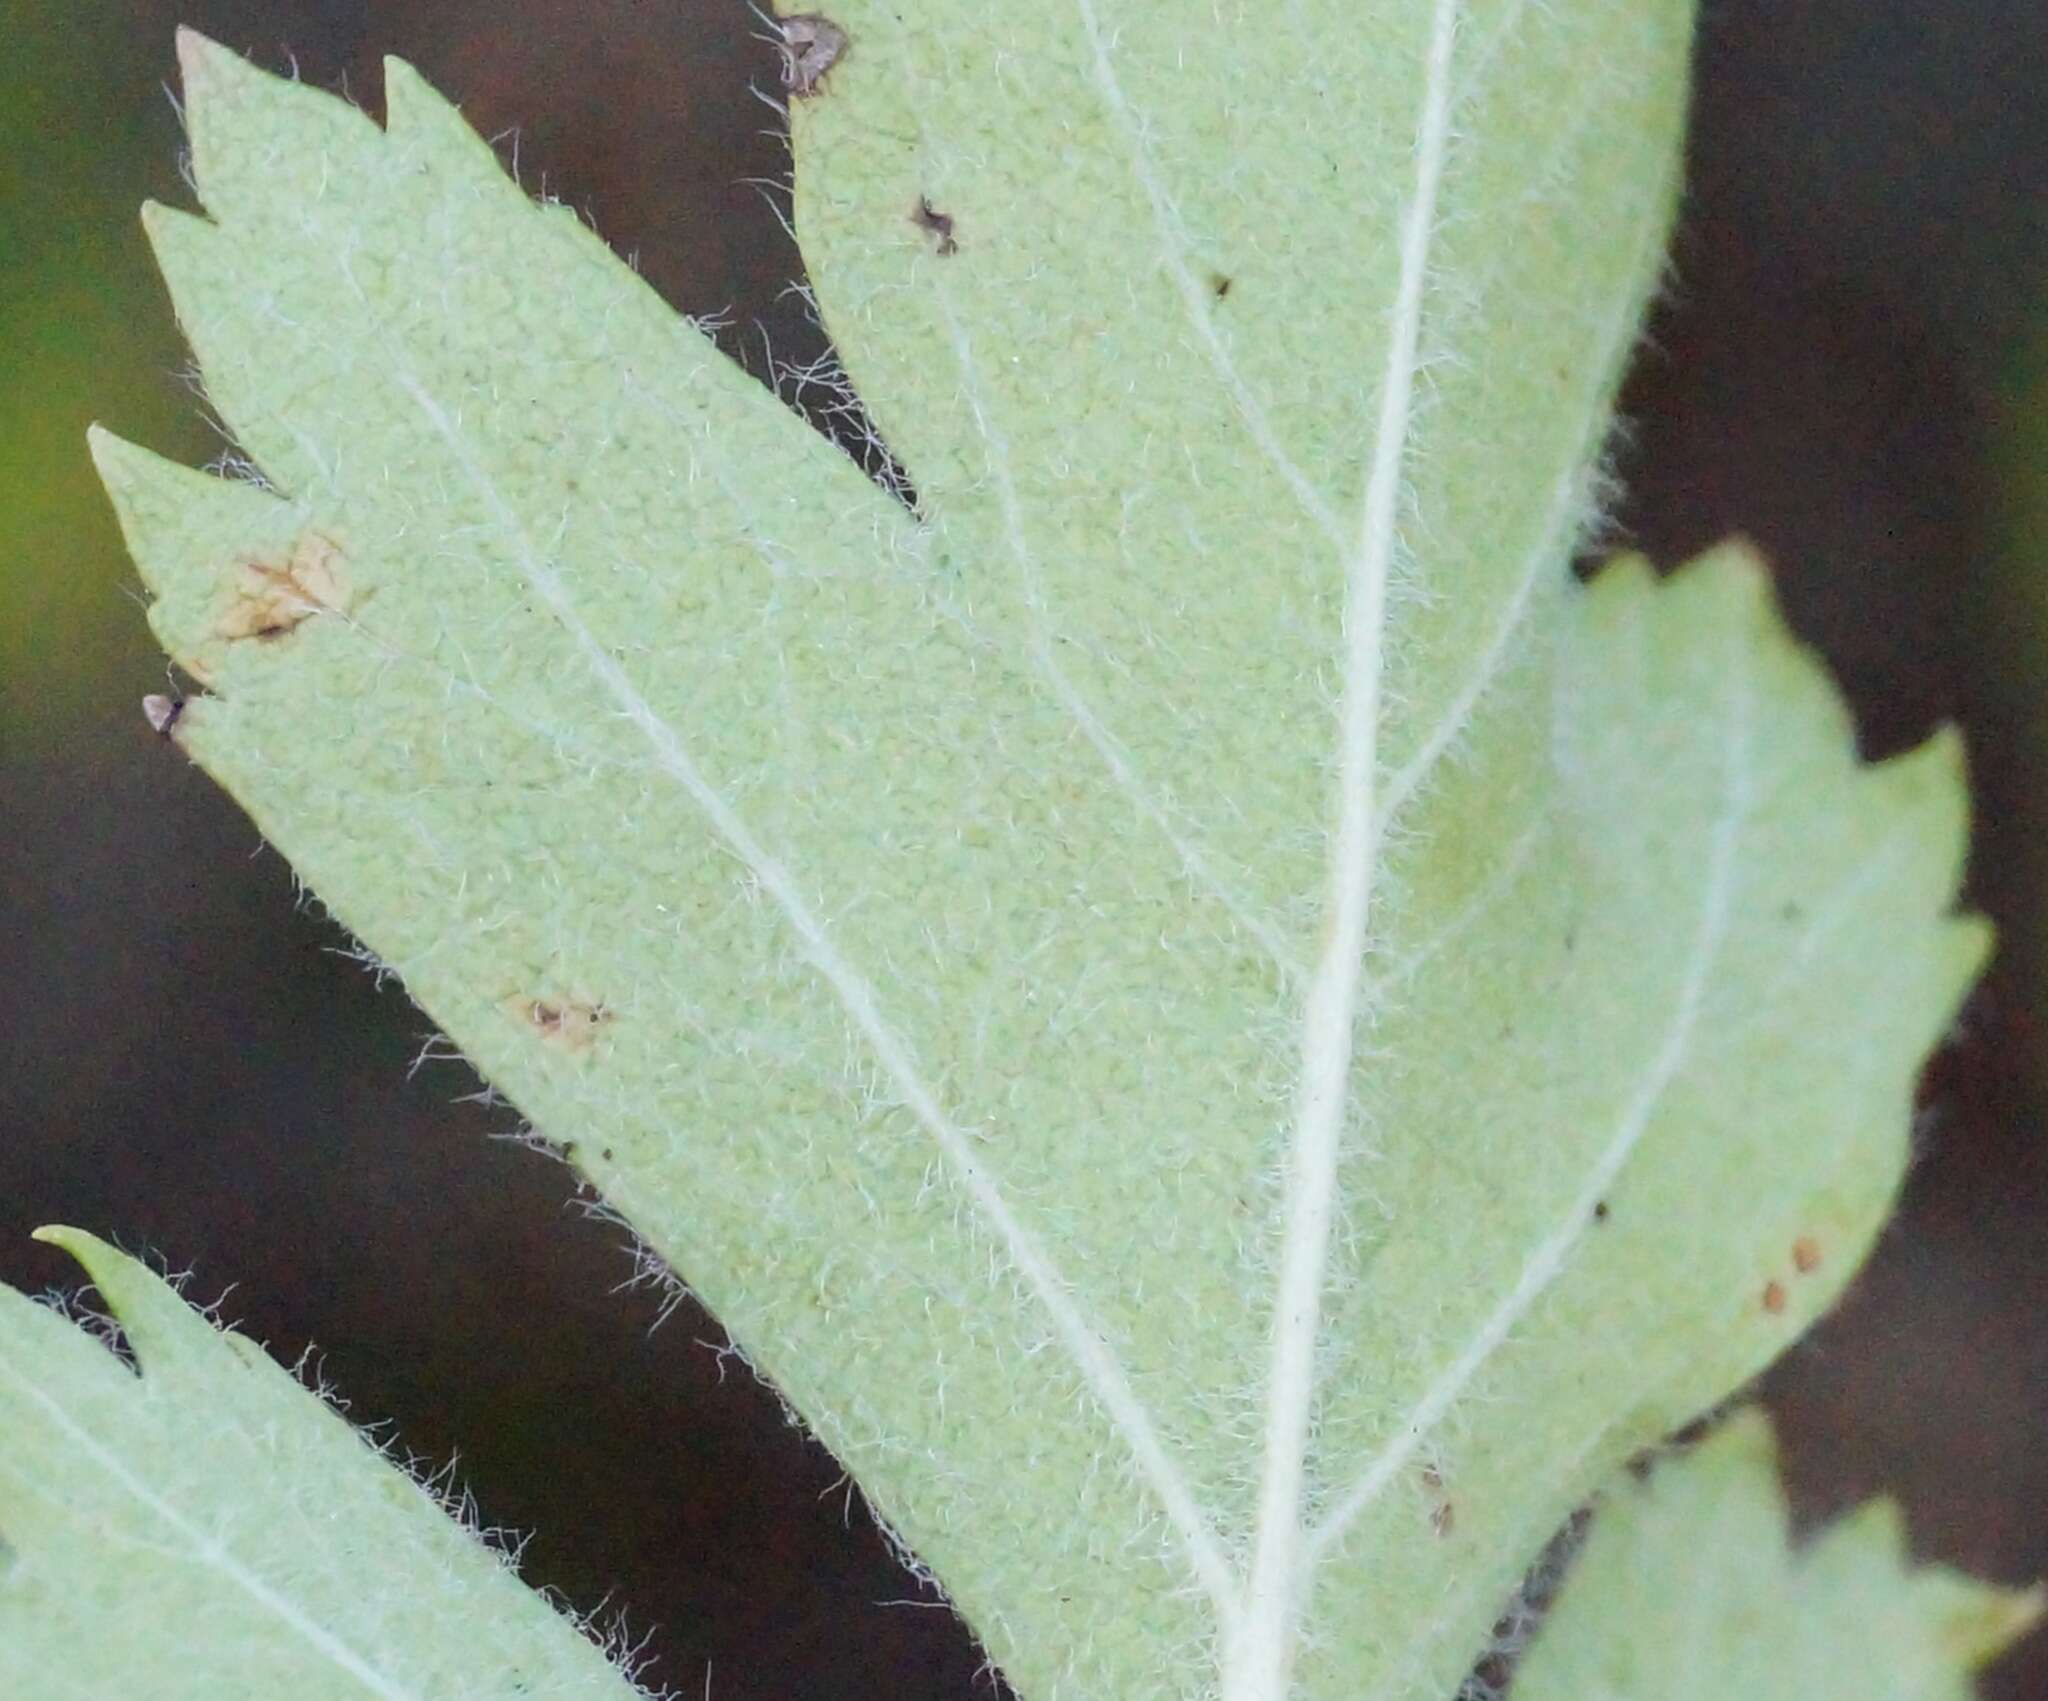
(912, 195), (959, 256)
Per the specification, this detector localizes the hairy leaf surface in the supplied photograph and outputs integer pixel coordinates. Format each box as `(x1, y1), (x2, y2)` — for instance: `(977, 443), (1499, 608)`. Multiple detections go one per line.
(1518, 1410), (2043, 1701)
(0, 1231), (646, 1700)
(94, 17), (1980, 1698)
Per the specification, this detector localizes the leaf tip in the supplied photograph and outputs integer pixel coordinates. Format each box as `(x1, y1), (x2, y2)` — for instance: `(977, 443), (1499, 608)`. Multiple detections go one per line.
(171, 27), (384, 223)
(137, 194), (216, 269)
(1700, 1402), (1779, 1471)
(173, 25), (234, 96)
(1700, 531), (1771, 578)
(380, 54), (521, 198)
(84, 421), (126, 484)
(1949, 1581), (2047, 1670)
(1913, 719), (1975, 805)
(172, 27), (272, 134)
(29, 1224), (112, 1268)
(1875, 718), (1988, 974)
(1949, 907), (1997, 988)
(1674, 534), (1778, 627)
(27, 1230), (206, 1378)
(379, 53), (434, 117)
(85, 428), (210, 565)
(86, 424), (152, 499)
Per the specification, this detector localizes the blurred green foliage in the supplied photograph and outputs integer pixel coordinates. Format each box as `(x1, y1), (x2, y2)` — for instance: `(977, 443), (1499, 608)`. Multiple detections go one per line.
(1, 2), (208, 747)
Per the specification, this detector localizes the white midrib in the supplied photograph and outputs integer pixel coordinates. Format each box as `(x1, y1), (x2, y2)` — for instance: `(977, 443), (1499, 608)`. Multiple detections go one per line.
(0, 1353), (415, 1700)
(1078, 0), (1534, 563)
(391, 373), (1245, 1620)
(1069, 0), (1621, 1000)
(1306, 642), (1758, 1570)
(1223, 3), (1460, 1696)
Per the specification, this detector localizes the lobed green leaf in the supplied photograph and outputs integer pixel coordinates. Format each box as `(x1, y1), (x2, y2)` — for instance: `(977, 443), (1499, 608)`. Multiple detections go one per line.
(90, 15), (1984, 1697)
(1518, 1409), (2043, 1701)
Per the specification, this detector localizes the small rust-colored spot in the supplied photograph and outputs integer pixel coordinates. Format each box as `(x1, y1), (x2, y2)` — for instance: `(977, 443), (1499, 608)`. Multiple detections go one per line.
(142, 693), (186, 738)
(1210, 272), (1232, 299)
(214, 532), (351, 641)
(780, 15), (846, 97)
(1593, 1199), (1610, 1223)
(1792, 1235), (1822, 1274)
(1420, 1462), (1443, 1493)
(1431, 1500), (1455, 1538)
(503, 994), (611, 1053)
(912, 195), (958, 256)
(1762, 1279), (1788, 1315)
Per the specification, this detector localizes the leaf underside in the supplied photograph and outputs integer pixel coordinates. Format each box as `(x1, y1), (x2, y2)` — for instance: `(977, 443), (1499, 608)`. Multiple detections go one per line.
(1517, 1409), (2044, 1701)
(90, 10), (1983, 1698)
(0, 1230), (646, 1700)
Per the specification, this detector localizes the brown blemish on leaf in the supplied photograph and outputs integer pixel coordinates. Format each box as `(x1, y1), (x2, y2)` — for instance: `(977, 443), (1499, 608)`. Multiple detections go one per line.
(1420, 1461), (1453, 1536)
(1791, 1235), (1821, 1274)
(780, 15), (847, 98)
(1761, 1279), (1788, 1314)
(912, 195), (959, 256)
(503, 994), (611, 1053)
(214, 532), (352, 641)
(1210, 271), (1232, 299)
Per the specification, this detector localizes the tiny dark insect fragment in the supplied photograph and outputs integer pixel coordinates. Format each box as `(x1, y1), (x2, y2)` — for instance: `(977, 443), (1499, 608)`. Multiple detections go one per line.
(142, 693), (186, 738)
(912, 195), (958, 256)
(780, 14), (847, 97)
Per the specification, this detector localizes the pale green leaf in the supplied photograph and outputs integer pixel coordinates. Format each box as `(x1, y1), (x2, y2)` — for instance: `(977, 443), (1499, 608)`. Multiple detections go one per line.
(1517, 1409), (2044, 1700)
(91, 16), (1981, 1699)
(0, 1229), (647, 1701)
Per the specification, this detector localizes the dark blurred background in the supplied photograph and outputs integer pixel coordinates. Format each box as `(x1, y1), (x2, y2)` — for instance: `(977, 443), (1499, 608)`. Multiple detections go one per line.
(3, 2), (2045, 1695)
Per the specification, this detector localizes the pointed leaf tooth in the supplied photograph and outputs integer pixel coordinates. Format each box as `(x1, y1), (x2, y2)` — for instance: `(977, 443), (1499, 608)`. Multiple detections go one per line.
(1819, 1492), (1913, 1563)
(380, 55), (523, 203)
(176, 29), (386, 231)
(1521, 1410), (2043, 1701)
(1929, 1574), (2046, 1671)
(1876, 724), (1994, 1028)
(28, 1227), (220, 1388)
(137, 196), (230, 335)
(1873, 722), (1975, 894)
(138, 197), (357, 500)
(0, 1236), (649, 1698)
(88, 425), (326, 687)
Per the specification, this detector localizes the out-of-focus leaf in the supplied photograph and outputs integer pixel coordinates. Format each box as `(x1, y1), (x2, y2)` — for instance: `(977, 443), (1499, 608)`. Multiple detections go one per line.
(0, 1229), (650, 1701)
(1518, 1409), (2043, 1701)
